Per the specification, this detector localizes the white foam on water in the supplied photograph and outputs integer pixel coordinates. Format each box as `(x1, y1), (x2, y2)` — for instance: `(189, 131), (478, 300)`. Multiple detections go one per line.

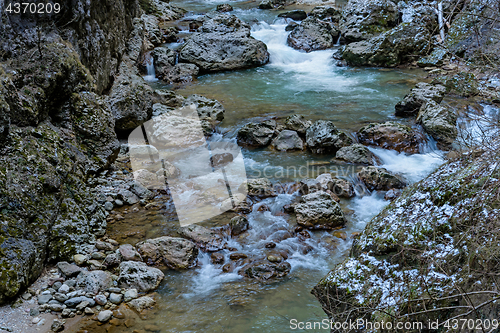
(251, 20), (358, 93)
(349, 192), (390, 229)
(183, 253), (242, 298)
(369, 146), (445, 183)
(457, 104), (500, 147)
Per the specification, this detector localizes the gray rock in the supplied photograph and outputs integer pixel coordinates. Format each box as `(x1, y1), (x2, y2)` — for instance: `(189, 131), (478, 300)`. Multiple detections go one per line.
(183, 94), (225, 122)
(258, 0), (273, 9)
(216, 4), (233, 12)
(278, 10), (307, 20)
(119, 244), (142, 262)
(178, 225), (227, 252)
(129, 181), (154, 200)
(53, 282), (62, 290)
(76, 270), (113, 295)
(306, 120), (352, 154)
(103, 253), (122, 268)
(48, 302), (66, 312)
(245, 261), (291, 281)
(117, 189), (140, 205)
(127, 296), (156, 313)
(237, 119), (276, 146)
(357, 121), (422, 154)
(73, 254), (87, 266)
(343, 23), (432, 67)
(309, 6), (341, 20)
(179, 14), (269, 72)
(104, 201), (114, 211)
(339, 0), (399, 43)
(152, 46), (176, 79)
(357, 166), (406, 191)
(108, 287), (122, 293)
(109, 293), (123, 304)
(294, 191), (346, 230)
(331, 178), (355, 198)
(64, 296), (95, 308)
(37, 294), (52, 305)
(395, 83), (447, 117)
(136, 236), (198, 269)
(334, 144), (377, 165)
(417, 101), (457, 144)
(97, 310), (113, 323)
(94, 295), (107, 306)
(284, 114), (311, 135)
(230, 216), (250, 236)
(118, 261), (164, 293)
(123, 289), (138, 302)
(57, 261), (82, 278)
(241, 178), (276, 197)
(299, 178), (322, 195)
(95, 240), (115, 251)
(91, 252), (106, 260)
(163, 63), (200, 84)
(53, 293), (69, 303)
(272, 130), (304, 151)
(75, 301), (90, 311)
(417, 48), (448, 68)
(287, 16), (339, 52)
(51, 319), (64, 332)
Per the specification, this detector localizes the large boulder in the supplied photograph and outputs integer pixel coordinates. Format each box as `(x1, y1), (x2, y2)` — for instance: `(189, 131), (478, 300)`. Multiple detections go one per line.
(417, 101), (457, 144)
(237, 119), (277, 146)
(151, 47), (176, 80)
(76, 270), (113, 295)
(178, 225), (226, 252)
(334, 144), (377, 165)
(294, 191), (346, 230)
(306, 120), (353, 154)
(241, 178), (276, 197)
(163, 63), (200, 84)
(271, 130), (304, 151)
(179, 14), (269, 72)
(357, 166), (405, 191)
(339, 0), (399, 43)
(117, 261), (164, 293)
(136, 236), (198, 269)
(342, 23), (432, 67)
(395, 83), (447, 117)
(109, 59), (154, 133)
(357, 121), (422, 154)
(284, 114), (311, 135)
(287, 16), (340, 52)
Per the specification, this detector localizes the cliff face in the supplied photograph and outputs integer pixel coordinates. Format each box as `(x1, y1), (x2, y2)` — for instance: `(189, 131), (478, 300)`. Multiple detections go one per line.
(0, 0), (142, 304)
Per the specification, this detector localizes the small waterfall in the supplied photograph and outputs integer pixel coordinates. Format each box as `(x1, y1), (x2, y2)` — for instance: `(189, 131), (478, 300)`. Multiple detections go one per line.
(143, 51), (158, 82)
(335, 32), (342, 46)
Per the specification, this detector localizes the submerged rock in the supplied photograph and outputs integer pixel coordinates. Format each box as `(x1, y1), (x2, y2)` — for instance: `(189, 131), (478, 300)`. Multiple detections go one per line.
(331, 178), (355, 198)
(395, 83), (447, 117)
(136, 236), (198, 269)
(357, 121), (422, 154)
(179, 14), (269, 72)
(278, 10), (307, 20)
(357, 166), (405, 191)
(237, 119), (277, 146)
(287, 16), (339, 52)
(118, 261), (164, 293)
(230, 216), (250, 236)
(127, 296), (156, 313)
(216, 4), (233, 12)
(271, 130), (304, 151)
(417, 101), (457, 144)
(244, 261), (291, 281)
(334, 143), (377, 165)
(294, 191), (346, 230)
(306, 120), (353, 154)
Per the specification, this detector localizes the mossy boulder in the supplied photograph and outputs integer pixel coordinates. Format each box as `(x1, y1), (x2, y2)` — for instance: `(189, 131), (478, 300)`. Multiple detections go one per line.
(313, 149), (500, 329)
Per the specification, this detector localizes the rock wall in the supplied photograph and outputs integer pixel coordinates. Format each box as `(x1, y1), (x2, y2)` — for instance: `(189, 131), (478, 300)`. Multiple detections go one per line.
(0, 0), (146, 304)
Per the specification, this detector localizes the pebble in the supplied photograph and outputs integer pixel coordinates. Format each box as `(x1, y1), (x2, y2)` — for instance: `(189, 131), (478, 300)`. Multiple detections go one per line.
(95, 295), (107, 305)
(98, 310), (113, 322)
(48, 303), (66, 312)
(73, 254), (87, 266)
(52, 281), (63, 290)
(76, 301), (90, 311)
(37, 294), (52, 305)
(32, 317), (41, 324)
(53, 293), (69, 302)
(51, 319), (64, 332)
(108, 287), (121, 293)
(115, 199), (124, 206)
(109, 293), (123, 304)
(84, 307), (94, 315)
(91, 252), (106, 260)
(123, 289), (138, 302)
(104, 202), (114, 211)
(58, 284), (70, 294)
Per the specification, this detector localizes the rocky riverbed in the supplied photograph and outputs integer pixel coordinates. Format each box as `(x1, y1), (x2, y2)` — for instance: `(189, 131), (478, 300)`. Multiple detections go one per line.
(0, 0), (499, 332)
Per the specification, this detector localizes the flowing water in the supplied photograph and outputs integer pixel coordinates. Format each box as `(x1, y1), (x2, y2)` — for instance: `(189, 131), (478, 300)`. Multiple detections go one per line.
(73, 1), (453, 332)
